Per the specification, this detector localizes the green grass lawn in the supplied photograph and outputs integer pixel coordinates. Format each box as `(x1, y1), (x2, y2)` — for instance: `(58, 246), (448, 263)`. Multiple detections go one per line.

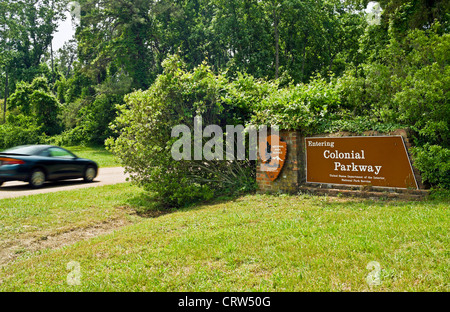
(0, 184), (448, 292)
(0, 183), (144, 244)
(64, 146), (122, 168)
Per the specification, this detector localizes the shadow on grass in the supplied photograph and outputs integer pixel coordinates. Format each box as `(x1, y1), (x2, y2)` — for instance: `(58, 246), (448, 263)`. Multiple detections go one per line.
(0, 179), (100, 193)
(125, 191), (246, 219)
(123, 187), (449, 220)
(124, 192), (173, 218)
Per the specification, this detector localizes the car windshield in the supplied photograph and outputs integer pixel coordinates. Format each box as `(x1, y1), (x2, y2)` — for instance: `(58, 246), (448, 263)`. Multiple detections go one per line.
(0, 145), (47, 155)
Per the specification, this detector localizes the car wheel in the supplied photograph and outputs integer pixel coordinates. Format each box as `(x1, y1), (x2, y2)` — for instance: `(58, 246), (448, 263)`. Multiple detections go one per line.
(83, 166), (97, 183)
(29, 169), (46, 188)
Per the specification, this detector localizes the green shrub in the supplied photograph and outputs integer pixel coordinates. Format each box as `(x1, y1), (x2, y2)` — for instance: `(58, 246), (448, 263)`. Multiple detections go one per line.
(0, 115), (46, 150)
(250, 75), (341, 133)
(76, 94), (121, 145)
(316, 115), (405, 134)
(107, 55), (257, 208)
(45, 126), (87, 147)
(428, 189), (450, 201)
(411, 144), (450, 189)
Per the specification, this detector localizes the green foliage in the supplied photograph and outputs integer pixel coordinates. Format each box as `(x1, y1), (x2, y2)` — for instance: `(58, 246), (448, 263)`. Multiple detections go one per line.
(0, 115), (45, 150)
(222, 73), (279, 125)
(376, 0), (449, 31)
(248, 72), (407, 135)
(30, 90), (60, 136)
(77, 0), (156, 89)
(428, 188), (450, 201)
(74, 0), (366, 86)
(250, 75), (341, 133)
(0, 0), (67, 96)
(62, 71), (94, 104)
(411, 144), (450, 189)
(77, 94), (120, 145)
(107, 55), (257, 208)
(46, 126), (87, 147)
(341, 22), (450, 147)
(316, 116), (405, 134)
(58, 99), (84, 130)
(391, 28), (450, 146)
(56, 71), (132, 146)
(1, 0), (449, 195)
(8, 77), (61, 135)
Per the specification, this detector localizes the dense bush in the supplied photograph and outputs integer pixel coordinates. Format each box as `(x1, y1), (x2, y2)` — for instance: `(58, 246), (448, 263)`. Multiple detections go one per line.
(250, 76), (342, 133)
(411, 144), (450, 189)
(339, 23), (450, 147)
(75, 94), (120, 145)
(54, 72), (133, 146)
(107, 55), (257, 208)
(248, 74), (403, 135)
(0, 115), (46, 150)
(45, 126), (87, 147)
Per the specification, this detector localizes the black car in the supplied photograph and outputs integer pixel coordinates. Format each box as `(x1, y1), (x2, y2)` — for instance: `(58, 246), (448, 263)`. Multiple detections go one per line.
(0, 145), (98, 188)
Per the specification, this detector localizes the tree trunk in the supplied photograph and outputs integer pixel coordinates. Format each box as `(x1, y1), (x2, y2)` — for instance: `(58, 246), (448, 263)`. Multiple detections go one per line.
(329, 53), (336, 74)
(3, 67), (8, 124)
(274, 9), (279, 79)
(301, 37), (307, 81)
(51, 41), (54, 75)
(66, 54), (75, 78)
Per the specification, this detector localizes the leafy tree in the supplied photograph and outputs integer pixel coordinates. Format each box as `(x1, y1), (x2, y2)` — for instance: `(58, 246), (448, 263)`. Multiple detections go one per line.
(0, 0), (67, 122)
(376, 0), (449, 30)
(0, 0), (20, 122)
(76, 0), (157, 89)
(8, 76), (61, 135)
(353, 23), (450, 146)
(55, 38), (78, 79)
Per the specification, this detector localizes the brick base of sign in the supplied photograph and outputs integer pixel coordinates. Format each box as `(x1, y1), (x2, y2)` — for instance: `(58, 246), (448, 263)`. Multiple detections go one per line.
(256, 130), (304, 194)
(298, 183), (430, 201)
(256, 129), (428, 199)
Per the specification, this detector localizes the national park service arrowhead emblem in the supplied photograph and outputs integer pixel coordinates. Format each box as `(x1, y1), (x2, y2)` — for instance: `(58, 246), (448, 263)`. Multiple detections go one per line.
(260, 135), (287, 181)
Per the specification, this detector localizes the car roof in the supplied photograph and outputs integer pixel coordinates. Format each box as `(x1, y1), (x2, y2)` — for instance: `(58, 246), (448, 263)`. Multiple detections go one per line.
(0, 145), (58, 155)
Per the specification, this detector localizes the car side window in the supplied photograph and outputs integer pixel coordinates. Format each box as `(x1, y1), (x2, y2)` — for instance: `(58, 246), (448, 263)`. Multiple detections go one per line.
(38, 150), (50, 157)
(48, 148), (76, 159)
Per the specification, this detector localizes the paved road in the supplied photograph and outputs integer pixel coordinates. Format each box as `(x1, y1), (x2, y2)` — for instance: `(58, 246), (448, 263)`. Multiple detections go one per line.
(0, 167), (129, 200)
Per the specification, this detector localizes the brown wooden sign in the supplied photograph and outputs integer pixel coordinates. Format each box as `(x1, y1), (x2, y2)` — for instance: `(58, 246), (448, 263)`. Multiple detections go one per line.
(260, 135), (287, 181)
(306, 136), (418, 189)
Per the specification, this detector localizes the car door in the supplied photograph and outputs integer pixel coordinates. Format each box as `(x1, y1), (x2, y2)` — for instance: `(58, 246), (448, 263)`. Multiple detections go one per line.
(36, 148), (60, 180)
(47, 147), (82, 180)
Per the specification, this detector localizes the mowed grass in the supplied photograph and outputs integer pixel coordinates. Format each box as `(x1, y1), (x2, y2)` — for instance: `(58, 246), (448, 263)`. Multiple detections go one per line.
(64, 146), (121, 168)
(0, 183), (144, 243)
(0, 185), (448, 292)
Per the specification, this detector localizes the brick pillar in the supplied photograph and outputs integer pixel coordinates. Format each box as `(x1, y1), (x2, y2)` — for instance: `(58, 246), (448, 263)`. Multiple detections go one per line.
(256, 130), (304, 194)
